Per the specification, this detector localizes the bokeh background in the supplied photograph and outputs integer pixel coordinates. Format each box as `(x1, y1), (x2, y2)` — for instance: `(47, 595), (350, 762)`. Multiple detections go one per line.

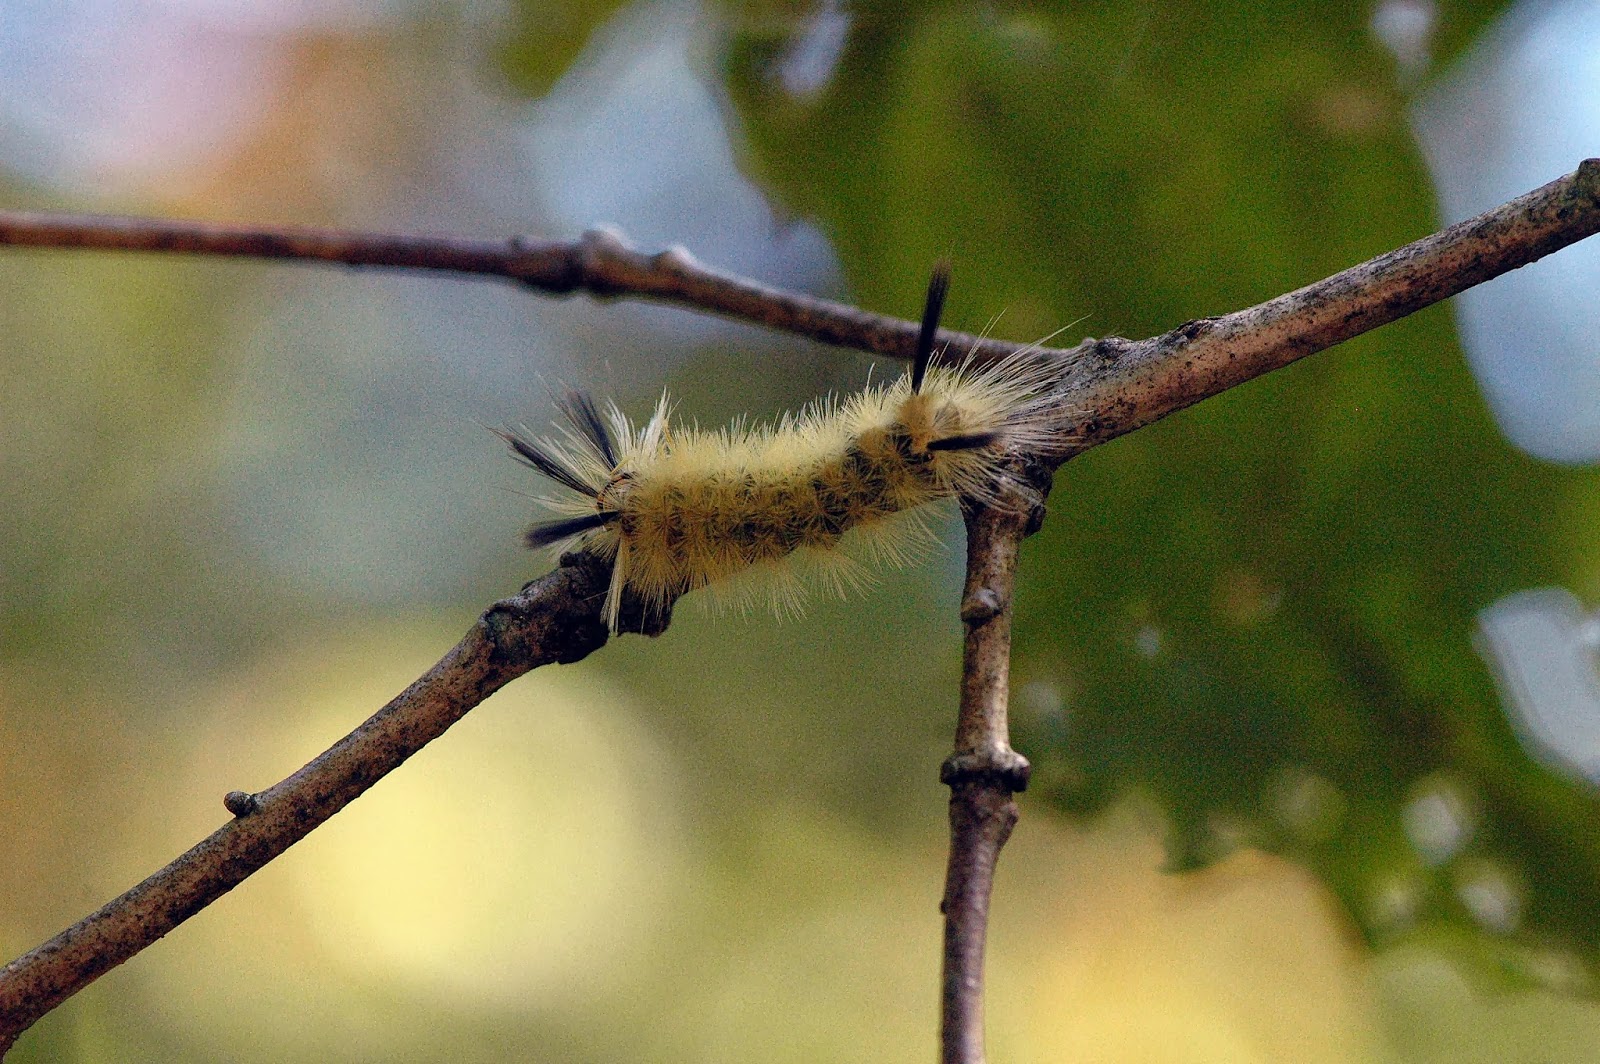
(4, 1), (1600, 1061)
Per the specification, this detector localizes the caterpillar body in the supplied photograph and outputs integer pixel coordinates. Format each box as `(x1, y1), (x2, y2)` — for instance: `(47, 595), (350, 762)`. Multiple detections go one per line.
(501, 266), (1062, 630)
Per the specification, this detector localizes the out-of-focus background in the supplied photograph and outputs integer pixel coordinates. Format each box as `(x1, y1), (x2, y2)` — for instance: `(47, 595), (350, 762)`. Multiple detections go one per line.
(4, 1), (1600, 1061)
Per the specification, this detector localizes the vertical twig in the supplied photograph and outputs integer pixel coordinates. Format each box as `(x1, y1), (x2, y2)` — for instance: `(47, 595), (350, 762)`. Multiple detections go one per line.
(939, 468), (1048, 1064)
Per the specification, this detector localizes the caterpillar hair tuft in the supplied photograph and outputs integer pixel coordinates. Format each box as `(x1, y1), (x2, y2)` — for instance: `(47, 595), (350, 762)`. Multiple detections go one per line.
(500, 264), (1066, 630)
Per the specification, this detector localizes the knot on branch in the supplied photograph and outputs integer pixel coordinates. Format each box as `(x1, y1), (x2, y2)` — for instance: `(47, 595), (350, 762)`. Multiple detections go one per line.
(941, 747), (1031, 793)
(222, 791), (258, 817)
(960, 588), (1004, 624)
(965, 460), (1053, 542)
(485, 554), (611, 668)
(488, 549), (674, 666)
(1017, 455), (1058, 534)
(1083, 335), (1138, 365)
(1177, 316), (1220, 341)
(650, 243), (702, 276)
(553, 549), (676, 637)
(1576, 157), (1600, 196)
(576, 226), (637, 298)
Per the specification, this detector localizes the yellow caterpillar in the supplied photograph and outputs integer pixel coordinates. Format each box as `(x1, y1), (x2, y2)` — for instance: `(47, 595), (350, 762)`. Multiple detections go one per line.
(501, 266), (1063, 629)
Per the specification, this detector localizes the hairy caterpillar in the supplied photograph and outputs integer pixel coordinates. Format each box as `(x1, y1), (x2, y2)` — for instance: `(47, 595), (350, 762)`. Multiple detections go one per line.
(500, 266), (1062, 629)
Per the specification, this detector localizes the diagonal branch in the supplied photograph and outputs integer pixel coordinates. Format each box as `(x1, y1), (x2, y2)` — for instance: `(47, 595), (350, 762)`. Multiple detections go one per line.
(1053, 159), (1600, 453)
(0, 555), (614, 1055)
(1, 160), (1598, 1057)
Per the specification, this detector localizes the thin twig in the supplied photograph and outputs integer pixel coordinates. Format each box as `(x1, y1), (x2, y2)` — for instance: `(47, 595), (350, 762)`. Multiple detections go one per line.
(939, 469), (1049, 1064)
(932, 165), (1600, 1063)
(1, 160), (1599, 1056)
(0, 212), (1025, 366)
(3, 161), (1596, 421)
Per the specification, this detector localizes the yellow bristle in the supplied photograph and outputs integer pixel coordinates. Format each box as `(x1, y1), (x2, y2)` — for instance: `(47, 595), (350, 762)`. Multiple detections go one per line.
(510, 349), (1068, 632)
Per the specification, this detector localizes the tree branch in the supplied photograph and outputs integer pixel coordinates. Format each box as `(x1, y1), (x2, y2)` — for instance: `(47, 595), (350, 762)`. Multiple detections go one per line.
(0, 555), (614, 1054)
(939, 466), (1049, 1064)
(1054, 159), (1600, 453)
(0, 212), (1025, 366)
(1, 159), (1599, 1057)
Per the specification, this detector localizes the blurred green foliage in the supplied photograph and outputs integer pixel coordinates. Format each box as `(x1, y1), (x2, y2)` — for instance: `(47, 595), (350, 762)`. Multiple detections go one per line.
(703, 0), (1600, 983)
(497, 0), (637, 97)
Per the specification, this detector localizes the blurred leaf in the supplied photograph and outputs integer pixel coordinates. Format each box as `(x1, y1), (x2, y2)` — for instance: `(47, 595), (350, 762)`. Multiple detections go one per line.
(716, 0), (1600, 986)
(497, 0), (636, 97)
